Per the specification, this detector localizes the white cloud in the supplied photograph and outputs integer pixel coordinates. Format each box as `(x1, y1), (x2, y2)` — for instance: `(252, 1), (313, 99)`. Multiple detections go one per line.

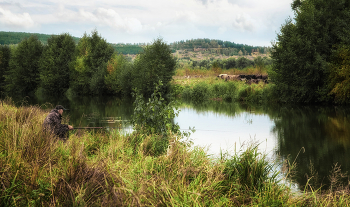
(0, 0), (294, 46)
(78, 8), (143, 33)
(232, 14), (254, 32)
(0, 7), (35, 28)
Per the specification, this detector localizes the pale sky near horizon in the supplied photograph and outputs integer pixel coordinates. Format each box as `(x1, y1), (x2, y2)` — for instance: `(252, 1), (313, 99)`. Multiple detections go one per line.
(0, 0), (294, 47)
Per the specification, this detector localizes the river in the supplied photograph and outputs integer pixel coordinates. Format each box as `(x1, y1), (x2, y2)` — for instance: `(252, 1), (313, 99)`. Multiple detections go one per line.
(8, 95), (350, 191)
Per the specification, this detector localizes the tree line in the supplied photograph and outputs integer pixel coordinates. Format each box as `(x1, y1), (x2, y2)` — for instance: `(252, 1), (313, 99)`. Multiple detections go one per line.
(1, 32), (269, 56)
(0, 30), (176, 98)
(182, 56), (272, 70)
(0, 31), (80, 45)
(171, 38), (270, 55)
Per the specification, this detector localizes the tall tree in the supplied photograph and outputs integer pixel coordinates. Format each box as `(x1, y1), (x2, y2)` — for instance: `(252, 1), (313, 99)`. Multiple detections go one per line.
(0, 45), (11, 93)
(104, 53), (133, 95)
(39, 33), (76, 95)
(70, 30), (114, 95)
(5, 36), (43, 96)
(132, 38), (176, 96)
(270, 0), (350, 103)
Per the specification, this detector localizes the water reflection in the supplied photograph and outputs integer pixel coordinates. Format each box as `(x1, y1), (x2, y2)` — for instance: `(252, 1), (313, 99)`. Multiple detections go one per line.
(177, 101), (350, 191)
(270, 106), (350, 190)
(6, 95), (350, 191)
(10, 95), (134, 129)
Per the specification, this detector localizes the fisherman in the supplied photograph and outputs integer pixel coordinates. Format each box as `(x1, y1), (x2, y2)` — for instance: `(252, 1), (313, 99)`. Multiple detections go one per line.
(43, 105), (74, 140)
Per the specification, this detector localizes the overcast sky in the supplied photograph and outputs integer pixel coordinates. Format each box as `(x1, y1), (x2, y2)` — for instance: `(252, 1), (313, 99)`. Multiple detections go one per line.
(0, 0), (294, 47)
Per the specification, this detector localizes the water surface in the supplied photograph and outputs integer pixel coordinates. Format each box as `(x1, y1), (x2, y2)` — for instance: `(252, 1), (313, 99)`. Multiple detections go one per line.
(8, 95), (350, 191)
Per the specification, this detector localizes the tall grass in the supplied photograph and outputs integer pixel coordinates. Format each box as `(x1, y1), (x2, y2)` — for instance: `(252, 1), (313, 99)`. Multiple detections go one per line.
(175, 66), (269, 77)
(1, 99), (350, 206)
(172, 77), (277, 104)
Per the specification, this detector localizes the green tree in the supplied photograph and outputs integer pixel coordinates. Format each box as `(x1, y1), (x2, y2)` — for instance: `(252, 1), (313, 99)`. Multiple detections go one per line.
(70, 30), (114, 95)
(38, 33), (76, 95)
(236, 57), (253, 69)
(105, 52), (133, 95)
(132, 38), (176, 96)
(271, 0), (350, 103)
(328, 45), (350, 104)
(5, 36), (43, 96)
(225, 57), (236, 69)
(0, 45), (11, 93)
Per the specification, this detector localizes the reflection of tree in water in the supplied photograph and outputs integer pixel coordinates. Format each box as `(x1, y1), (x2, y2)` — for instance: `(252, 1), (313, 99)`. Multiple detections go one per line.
(66, 96), (134, 128)
(271, 106), (350, 191)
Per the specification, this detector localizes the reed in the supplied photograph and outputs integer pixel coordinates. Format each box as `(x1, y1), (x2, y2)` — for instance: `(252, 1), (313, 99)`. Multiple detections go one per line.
(1, 99), (350, 206)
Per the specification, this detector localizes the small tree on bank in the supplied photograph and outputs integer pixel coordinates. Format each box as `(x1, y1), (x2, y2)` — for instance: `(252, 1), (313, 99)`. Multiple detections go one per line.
(132, 38), (176, 96)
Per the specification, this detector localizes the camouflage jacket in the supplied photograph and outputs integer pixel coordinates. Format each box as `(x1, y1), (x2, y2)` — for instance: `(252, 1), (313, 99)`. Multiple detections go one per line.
(43, 109), (69, 139)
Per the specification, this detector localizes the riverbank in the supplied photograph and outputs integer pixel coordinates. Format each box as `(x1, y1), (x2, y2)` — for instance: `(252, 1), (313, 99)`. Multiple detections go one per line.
(171, 75), (277, 104)
(1, 100), (349, 206)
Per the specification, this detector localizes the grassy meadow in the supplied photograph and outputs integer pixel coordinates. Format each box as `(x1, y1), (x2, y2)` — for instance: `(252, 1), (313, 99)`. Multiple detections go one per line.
(1, 99), (350, 206)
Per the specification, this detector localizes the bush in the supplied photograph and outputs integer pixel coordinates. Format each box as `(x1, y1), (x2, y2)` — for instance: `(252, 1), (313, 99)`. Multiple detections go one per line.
(131, 81), (183, 155)
(191, 82), (209, 103)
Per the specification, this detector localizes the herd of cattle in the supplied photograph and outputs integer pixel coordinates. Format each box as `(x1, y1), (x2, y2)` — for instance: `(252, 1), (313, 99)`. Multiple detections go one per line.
(217, 74), (269, 84)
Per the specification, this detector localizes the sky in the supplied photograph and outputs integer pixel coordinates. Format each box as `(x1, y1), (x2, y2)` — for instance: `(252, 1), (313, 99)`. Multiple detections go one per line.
(0, 0), (295, 47)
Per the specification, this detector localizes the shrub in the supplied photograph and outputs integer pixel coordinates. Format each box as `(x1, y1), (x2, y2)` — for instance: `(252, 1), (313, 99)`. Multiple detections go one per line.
(131, 81), (185, 155)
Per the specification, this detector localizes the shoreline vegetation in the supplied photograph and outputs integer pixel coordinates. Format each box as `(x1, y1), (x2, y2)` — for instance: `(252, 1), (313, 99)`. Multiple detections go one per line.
(171, 67), (276, 105)
(1, 99), (350, 206)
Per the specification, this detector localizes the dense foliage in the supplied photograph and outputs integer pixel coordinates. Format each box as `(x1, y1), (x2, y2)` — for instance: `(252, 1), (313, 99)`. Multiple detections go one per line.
(70, 30), (114, 95)
(0, 31), (178, 98)
(4, 36), (43, 96)
(132, 38), (176, 96)
(328, 45), (350, 104)
(271, 0), (350, 103)
(104, 52), (133, 95)
(39, 34), (76, 95)
(131, 81), (184, 155)
(0, 45), (11, 93)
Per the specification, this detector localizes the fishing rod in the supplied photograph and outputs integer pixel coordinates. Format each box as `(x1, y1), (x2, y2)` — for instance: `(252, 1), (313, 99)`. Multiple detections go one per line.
(74, 127), (120, 129)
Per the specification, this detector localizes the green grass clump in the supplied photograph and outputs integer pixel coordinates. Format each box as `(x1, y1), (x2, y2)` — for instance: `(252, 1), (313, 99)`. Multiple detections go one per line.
(173, 77), (277, 104)
(1, 99), (350, 206)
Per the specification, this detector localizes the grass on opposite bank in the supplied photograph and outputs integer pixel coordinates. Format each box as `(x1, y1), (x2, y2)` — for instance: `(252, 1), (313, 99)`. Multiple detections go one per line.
(171, 76), (277, 104)
(1, 100), (350, 206)
(175, 66), (269, 77)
